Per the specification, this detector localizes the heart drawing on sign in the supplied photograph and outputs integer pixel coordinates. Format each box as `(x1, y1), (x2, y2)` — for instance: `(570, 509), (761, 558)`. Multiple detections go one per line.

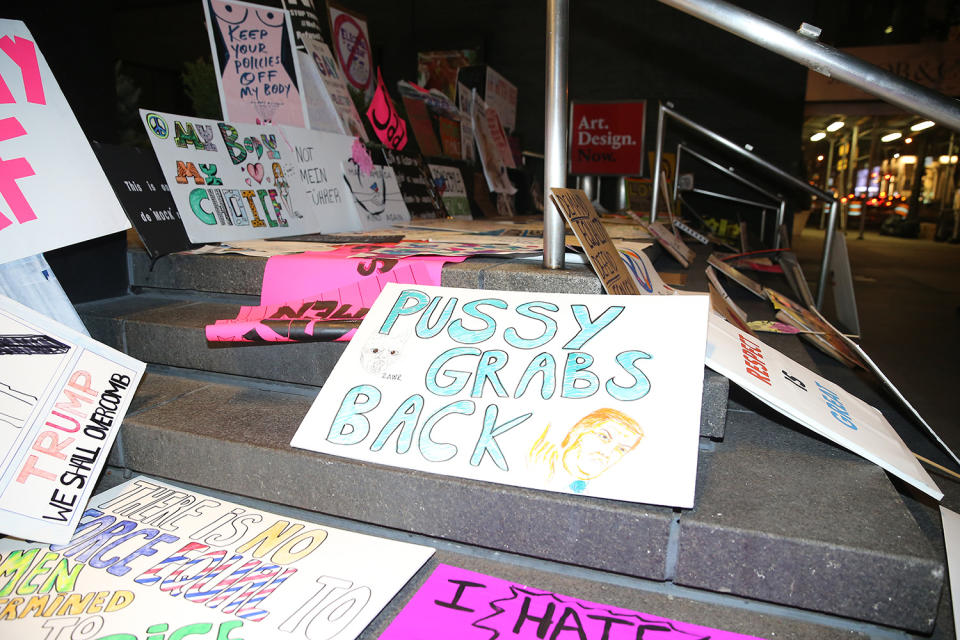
(247, 163), (265, 184)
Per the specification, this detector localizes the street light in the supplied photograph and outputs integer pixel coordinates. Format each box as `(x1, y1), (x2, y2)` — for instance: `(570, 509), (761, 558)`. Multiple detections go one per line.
(810, 131), (826, 142)
(826, 120), (845, 132)
(881, 131), (902, 142)
(910, 120), (935, 132)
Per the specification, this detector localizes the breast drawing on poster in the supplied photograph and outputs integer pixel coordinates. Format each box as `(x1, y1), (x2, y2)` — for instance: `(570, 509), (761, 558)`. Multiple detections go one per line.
(292, 283), (709, 508)
(0, 476), (434, 640)
(204, 0), (308, 127)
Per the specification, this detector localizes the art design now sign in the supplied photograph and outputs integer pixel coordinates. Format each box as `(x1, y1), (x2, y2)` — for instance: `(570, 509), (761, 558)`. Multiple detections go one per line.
(569, 101), (646, 176)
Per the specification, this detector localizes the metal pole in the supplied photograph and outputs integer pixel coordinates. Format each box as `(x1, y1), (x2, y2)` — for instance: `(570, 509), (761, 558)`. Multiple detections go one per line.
(651, 104), (666, 222)
(846, 124), (859, 199)
(821, 136), (836, 228)
(671, 142), (684, 203)
(688, 188), (779, 210)
(658, 0), (960, 132)
(543, 0), (568, 270)
(858, 117), (879, 240)
(816, 200), (839, 308)
(776, 199), (786, 248)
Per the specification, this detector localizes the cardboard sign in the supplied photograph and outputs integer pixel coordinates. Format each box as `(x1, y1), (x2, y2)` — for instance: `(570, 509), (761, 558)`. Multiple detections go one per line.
(92, 143), (195, 258)
(0, 476), (433, 639)
(292, 283), (708, 508)
(366, 68), (408, 150)
(483, 66), (518, 133)
(618, 244), (675, 295)
(329, 2), (374, 104)
(403, 95), (442, 157)
(707, 254), (764, 298)
(0, 294), (145, 543)
(569, 101), (646, 176)
(647, 222), (694, 268)
(765, 288), (863, 369)
(705, 315), (942, 500)
(204, 0), (309, 127)
(302, 37), (368, 140)
(706, 268), (754, 337)
(0, 20), (130, 266)
(485, 105), (515, 169)
(472, 92), (515, 195)
(428, 163), (471, 218)
(550, 189), (641, 295)
(379, 148), (445, 218)
(382, 564), (762, 640)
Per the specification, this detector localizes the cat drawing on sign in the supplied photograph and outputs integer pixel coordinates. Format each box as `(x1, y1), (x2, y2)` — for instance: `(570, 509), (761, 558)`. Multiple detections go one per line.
(343, 157), (386, 216)
(360, 331), (408, 380)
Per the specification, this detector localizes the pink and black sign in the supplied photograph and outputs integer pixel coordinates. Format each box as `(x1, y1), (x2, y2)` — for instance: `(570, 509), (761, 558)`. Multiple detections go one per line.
(569, 101), (646, 176)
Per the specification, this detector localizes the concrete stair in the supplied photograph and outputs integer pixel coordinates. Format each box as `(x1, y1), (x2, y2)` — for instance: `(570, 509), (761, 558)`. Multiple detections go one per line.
(80, 246), (949, 637)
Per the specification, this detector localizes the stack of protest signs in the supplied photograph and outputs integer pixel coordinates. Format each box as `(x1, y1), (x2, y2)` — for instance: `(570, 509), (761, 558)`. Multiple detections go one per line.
(0, 476), (434, 639)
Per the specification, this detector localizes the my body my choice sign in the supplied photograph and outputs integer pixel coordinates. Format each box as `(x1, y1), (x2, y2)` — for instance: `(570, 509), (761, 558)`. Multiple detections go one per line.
(292, 282), (709, 509)
(569, 101), (646, 176)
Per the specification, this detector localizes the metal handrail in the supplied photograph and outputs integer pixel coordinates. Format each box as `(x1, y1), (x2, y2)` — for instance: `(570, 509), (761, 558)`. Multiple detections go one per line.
(674, 143), (785, 245)
(651, 105), (840, 307)
(658, 0), (960, 132)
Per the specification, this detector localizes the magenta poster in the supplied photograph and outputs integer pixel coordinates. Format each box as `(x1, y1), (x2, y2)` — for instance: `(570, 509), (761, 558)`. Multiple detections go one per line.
(381, 564), (762, 640)
(204, 0), (308, 127)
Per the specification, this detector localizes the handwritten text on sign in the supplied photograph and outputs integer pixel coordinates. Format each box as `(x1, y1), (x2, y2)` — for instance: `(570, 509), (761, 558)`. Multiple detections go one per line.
(0, 21), (130, 265)
(0, 33), (43, 230)
(0, 477), (433, 639)
(380, 564), (763, 640)
(366, 69), (407, 150)
(292, 283), (708, 508)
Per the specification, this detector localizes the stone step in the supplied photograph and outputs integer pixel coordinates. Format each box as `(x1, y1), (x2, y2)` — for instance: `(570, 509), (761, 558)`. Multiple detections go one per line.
(110, 368), (942, 633)
(76, 292), (729, 438)
(128, 247), (609, 297)
(92, 468), (871, 640)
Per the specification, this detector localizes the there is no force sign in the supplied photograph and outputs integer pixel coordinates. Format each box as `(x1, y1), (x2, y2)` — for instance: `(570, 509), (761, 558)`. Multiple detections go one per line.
(569, 100), (646, 176)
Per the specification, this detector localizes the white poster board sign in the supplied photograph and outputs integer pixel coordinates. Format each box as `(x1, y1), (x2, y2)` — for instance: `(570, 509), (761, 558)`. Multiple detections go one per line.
(705, 315), (941, 500)
(940, 506), (960, 635)
(0, 20), (130, 266)
(0, 294), (146, 543)
(203, 0), (310, 127)
(141, 110), (382, 242)
(0, 476), (434, 639)
(292, 283), (709, 508)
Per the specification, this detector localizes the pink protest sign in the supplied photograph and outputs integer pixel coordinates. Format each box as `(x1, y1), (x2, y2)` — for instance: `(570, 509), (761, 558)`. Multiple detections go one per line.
(0, 20), (130, 265)
(366, 68), (408, 149)
(381, 564), (762, 640)
(207, 259), (443, 342)
(260, 248), (461, 304)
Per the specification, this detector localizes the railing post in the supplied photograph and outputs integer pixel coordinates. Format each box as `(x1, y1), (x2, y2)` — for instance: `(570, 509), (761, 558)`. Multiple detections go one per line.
(543, 0), (569, 270)
(816, 199), (839, 308)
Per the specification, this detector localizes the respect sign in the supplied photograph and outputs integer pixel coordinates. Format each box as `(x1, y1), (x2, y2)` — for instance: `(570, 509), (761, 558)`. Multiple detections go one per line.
(569, 101), (646, 176)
